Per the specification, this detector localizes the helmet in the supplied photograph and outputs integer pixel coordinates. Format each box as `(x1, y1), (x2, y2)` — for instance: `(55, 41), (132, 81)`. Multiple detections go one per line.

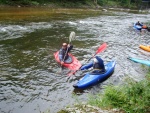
(93, 58), (98, 63)
(62, 43), (67, 47)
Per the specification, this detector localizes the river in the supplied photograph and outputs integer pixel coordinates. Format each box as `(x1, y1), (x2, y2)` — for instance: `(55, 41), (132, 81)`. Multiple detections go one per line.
(0, 7), (150, 113)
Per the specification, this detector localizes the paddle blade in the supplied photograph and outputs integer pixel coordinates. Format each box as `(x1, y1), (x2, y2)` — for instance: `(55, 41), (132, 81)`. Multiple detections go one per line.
(69, 31), (76, 43)
(95, 43), (107, 55)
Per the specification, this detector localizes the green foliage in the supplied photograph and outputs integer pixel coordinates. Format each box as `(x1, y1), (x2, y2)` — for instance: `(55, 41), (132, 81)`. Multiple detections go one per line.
(19, 0), (39, 5)
(57, 110), (69, 113)
(96, 0), (142, 8)
(0, 0), (143, 8)
(88, 71), (150, 113)
(97, 0), (108, 6)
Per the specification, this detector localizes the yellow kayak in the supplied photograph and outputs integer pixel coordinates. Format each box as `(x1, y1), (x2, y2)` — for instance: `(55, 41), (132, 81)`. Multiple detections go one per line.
(139, 45), (150, 52)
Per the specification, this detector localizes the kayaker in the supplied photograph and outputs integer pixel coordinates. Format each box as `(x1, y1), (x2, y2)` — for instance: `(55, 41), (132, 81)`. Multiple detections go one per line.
(81, 56), (105, 73)
(92, 56), (105, 73)
(135, 21), (143, 26)
(59, 43), (73, 65)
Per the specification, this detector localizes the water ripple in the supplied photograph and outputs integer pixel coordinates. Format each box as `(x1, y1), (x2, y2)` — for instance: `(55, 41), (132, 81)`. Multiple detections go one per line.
(0, 22), (52, 41)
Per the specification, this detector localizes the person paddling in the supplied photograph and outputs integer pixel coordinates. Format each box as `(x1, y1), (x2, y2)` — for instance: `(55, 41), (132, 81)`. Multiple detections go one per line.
(135, 21), (143, 26)
(80, 56), (105, 73)
(59, 43), (73, 65)
(135, 21), (150, 33)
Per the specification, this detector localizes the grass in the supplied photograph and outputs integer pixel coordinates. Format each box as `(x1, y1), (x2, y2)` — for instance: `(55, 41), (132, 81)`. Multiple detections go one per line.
(88, 70), (150, 113)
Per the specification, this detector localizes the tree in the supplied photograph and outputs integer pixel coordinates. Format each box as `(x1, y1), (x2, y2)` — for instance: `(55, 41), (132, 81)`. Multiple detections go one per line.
(94, 0), (98, 5)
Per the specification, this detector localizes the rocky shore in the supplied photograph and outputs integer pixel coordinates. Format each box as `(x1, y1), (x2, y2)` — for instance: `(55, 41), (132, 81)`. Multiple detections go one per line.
(58, 103), (124, 113)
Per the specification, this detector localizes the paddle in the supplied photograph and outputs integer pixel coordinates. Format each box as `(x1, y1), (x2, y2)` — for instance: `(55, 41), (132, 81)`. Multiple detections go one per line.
(85, 43), (107, 64)
(69, 31), (75, 44)
(67, 43), (107, 76)
(60, 31), (76, 72)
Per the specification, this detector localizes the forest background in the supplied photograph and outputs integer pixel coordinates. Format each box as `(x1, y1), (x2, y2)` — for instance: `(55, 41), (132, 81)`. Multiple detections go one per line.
(0, 0), (150, 9)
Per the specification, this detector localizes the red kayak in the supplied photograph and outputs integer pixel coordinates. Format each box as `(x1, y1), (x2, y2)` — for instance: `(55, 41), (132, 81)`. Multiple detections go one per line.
(54, 51), (81, 71)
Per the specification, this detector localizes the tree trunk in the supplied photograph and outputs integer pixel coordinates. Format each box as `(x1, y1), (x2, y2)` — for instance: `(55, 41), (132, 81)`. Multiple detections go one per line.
(94, 0), (97, 5)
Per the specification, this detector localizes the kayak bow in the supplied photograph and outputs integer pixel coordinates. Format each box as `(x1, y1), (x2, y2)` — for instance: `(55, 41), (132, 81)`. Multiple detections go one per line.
(128, 57), (150, 66)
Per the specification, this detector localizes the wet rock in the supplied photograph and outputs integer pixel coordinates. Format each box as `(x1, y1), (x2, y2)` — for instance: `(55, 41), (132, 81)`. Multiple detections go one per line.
(102, 9), (107, 12)
(59, 103), (124, 113)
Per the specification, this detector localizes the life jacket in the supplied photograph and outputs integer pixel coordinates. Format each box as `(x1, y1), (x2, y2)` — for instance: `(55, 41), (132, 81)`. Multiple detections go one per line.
(93, 63), (102, 70)
(135, 22), (142, 26)
(93, 56), (105, 71)
(80, 56), (105, 72)
(59, 48), (68, 61)
(59, 45), (73, 61)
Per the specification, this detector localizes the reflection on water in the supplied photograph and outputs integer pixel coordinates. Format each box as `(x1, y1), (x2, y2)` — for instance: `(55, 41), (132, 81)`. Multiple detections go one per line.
(0, 7), (150, 113)
(0, 7), (106, 22)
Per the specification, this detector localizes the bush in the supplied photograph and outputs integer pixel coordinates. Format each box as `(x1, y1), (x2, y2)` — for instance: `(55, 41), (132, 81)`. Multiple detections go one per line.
(97, 0), (108, 6)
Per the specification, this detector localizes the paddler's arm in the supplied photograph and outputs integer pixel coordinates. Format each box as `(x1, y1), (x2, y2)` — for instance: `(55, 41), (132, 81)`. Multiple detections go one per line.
(67, 44), (73, 52)
(80, 61), (93, 70)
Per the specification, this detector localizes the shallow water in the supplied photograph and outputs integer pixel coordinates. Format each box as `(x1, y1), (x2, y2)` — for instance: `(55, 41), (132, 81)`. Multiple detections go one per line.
(0, 7), (150, 113)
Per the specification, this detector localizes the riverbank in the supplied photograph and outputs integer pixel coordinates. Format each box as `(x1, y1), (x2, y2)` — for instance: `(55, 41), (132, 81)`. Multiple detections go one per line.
(1, 0), (150, 17)
(0, 2), (149, 13)
(0, 0), (142, 9)
(1, 1), (100, 8)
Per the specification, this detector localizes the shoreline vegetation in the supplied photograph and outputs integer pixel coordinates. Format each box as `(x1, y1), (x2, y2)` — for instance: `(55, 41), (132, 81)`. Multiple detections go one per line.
(0, 0), (149, 9)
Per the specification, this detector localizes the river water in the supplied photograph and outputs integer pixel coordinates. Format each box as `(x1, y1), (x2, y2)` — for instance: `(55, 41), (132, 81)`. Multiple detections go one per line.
(0, 7), (150, 113)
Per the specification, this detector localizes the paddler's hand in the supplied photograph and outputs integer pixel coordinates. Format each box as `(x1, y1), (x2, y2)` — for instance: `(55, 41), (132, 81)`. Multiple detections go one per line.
(61, 61), (64, 65)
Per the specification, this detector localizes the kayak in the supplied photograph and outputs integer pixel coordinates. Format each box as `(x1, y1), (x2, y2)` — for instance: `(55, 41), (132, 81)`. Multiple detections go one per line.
(139, 45), (150, 52)
(54, 51), (81, 71)
(133, 23), (142, 30)
(128, 57), (150, 66)
(73, 61), (116, 89)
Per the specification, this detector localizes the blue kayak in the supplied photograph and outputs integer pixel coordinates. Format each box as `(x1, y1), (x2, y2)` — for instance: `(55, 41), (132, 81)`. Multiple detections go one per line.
(128, 57), (150, 66)
(133, 23), (142, 30)
(73, 61), (116, 89)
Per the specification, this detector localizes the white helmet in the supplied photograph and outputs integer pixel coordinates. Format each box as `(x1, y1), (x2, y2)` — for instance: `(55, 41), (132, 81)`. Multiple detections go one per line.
(93, 58), (98, 63)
